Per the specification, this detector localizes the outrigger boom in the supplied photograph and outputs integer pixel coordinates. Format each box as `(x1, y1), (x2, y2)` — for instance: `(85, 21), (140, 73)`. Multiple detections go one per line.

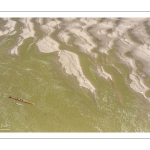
(9, 96), (35, 105)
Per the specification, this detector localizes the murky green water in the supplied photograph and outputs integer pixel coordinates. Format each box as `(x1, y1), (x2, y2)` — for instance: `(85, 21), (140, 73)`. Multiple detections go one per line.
(1, 18), (150, 132)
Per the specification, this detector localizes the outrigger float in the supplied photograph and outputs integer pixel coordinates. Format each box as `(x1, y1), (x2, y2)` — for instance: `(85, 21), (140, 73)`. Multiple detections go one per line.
(9, 96), (35, 105)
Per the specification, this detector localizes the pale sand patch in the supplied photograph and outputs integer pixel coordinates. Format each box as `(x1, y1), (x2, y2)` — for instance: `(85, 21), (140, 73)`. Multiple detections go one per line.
(117, 52), (150, 99)
(108, 40), (114, 49)
(104, 18), (150, 99)
(94, 18), (143, 55)
(132, 45), (150, 76)
(40, 19), (61, 34)
(98, 48), (109, 55)
(69, 28), (97, 55)
(130, 73), (149, 94)
(107, 31), (118, 38)
(119, 35), (135, 47)
(116, 39), (133, 56)
(80, 18), (97, 29)
(20, 18), (35, 39)
(11, 37), (23, 55)
(97, 19), (114, 29)
(37, 18), (43, 25)
(11, 45), (20, 55)
(62, 18), (76, 22)
(88, 20), (116, 54)
(36, 36), (60, 53)
(58, 50), (95, 93)
(60, 19), (97, 57)
(11, 18), (35, 55)
(97, 66), (112, 80)
(9, 31), (16, 35)
(0, 18), (16, 36)
(36, 19), (62, 53)
(130, 73), (150, 100)
(58, 31), (71, 45)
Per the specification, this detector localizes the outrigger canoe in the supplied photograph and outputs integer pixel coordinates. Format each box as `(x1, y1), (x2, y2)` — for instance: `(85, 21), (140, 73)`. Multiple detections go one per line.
(9, 96), (35, 105)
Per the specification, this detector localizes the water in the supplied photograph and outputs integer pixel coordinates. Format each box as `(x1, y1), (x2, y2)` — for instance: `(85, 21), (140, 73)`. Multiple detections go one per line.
(0, 18), (150, 132)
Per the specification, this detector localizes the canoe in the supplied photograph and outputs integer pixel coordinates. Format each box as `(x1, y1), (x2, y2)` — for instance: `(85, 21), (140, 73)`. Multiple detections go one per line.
(9, 96), (35, 105)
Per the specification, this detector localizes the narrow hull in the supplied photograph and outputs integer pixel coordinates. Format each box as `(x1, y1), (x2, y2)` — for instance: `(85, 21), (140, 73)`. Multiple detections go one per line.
(9, 96), (35, 105)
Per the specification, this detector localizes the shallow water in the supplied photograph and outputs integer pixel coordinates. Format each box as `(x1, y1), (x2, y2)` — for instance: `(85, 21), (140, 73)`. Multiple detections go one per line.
(0, 18), (150, 132)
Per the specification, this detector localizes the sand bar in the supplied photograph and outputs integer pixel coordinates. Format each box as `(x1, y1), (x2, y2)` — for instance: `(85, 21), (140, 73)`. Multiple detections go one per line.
(97, 66), (112, 80)
(58, 50), (95, 93)
(36, 36), (60, 53)
(10, 18), (35, 55)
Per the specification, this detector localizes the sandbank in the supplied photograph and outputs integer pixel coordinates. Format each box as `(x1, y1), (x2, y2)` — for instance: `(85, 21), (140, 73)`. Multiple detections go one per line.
(58, 50), (95, 93)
